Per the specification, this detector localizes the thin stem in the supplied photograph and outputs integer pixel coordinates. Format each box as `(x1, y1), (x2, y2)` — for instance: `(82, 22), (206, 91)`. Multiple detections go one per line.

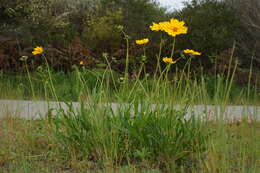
(104, 54), (119, 93)
(225, 41), (236, 92)
(247, 50), (254, 101)
(42, 54), (59, 103)
(120, 30), (130, 93)
(170, 37), (176, 59)
(127, 63), (144, 99)
(122, 31), (130, 84)
(155, 64), (170, 93)
(25, 62), (35, 99)
(155, 35), (163, 77)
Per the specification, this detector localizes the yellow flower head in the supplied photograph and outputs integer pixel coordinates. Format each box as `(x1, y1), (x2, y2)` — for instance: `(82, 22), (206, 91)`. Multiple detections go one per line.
(135, 38), (149, 45)
(162, 57), (176, 64)
(79, 61), (84, 65)
(163, 19), (188, 37)
(150, 22), (162, 31)
(183, 49), (202, 56)
(32, 46), (44, 55)
(149, 22), (169, 32)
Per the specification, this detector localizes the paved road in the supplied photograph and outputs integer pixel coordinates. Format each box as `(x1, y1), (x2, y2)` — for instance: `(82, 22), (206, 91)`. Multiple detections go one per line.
(0, 100), (259, 121)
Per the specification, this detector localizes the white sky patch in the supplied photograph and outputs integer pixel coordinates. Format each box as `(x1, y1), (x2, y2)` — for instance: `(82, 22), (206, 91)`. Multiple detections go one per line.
(157, 0), (190, 10)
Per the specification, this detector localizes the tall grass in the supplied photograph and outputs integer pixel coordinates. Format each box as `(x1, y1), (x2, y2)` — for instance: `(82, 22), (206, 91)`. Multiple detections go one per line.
(0, 68), (259, 105)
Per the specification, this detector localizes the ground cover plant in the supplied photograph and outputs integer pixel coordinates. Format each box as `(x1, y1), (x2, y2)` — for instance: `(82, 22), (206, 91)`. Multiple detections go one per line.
(0, 1), (260, 172)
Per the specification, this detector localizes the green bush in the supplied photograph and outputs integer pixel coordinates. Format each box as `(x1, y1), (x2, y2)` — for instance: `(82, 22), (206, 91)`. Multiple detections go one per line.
(82, 10), (124, 53)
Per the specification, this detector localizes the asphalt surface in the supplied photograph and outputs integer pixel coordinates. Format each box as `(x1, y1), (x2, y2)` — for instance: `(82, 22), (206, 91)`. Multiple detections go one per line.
(0, 100), (259, 121)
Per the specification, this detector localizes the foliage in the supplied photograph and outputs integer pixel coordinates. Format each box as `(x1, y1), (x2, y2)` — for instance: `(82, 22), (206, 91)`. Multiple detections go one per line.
(224, 0), (260, 68)
(174, 0), (239, 68)
(99, 0), (167, 38)
(0, 0), (167, 73)
(0, 0), (259, 76)
(82, 10), (124, 53)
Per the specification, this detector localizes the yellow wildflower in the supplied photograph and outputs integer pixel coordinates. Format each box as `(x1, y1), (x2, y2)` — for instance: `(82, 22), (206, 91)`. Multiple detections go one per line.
(162, 57), (176, 64)
(32, 46), (44, 55)
(135, 38), (149, 45)
(80, 61), (84, 65)
(149, 21), (168, 32)
(150, 22), (162, 31)
(183, 49), (202, 56)
(162, 19), (188, 37)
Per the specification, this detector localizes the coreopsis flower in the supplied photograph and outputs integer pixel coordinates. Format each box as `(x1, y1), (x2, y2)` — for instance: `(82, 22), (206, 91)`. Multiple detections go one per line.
(162, 19), (188, 37)
(79, 61), (84, 65)
(183, 49), (202, 56)
(32, 46), (44, 55)
(162, 57), (176, 64)
(149, 21), (168, 32)
(135, 38), (149, 45)
(150, 22), (162, 31)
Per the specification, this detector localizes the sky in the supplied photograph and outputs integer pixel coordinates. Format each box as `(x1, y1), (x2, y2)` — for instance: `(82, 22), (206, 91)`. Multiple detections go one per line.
(157, 0), (190, 10)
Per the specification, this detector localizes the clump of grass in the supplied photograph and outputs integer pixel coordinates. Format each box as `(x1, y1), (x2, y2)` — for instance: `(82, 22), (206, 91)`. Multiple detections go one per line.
(51, 100), (209, 172)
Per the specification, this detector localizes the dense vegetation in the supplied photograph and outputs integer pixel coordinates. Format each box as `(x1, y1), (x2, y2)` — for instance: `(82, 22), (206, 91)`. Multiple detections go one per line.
(0, 0), (259, 76)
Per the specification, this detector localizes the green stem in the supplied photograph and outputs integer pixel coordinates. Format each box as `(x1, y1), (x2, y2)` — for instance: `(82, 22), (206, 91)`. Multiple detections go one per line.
(122, 31), (130, 84)
(25, 62), (35, 99)
(121, 30), (130, 93)
(127, 63), (144, 99)
(155, 64), (170, 92)
(170, 37), (176, 59)
(42, 54), (58, 102)
(104, 54), (118, 93)
(165, 64), (171, 81)
(155, 35), (163, 77)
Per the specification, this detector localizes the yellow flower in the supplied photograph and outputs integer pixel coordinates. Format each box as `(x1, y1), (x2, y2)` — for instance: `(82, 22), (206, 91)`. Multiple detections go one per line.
(135, 38), (149, 45)
(150, 22), (162, 31)
(162, 57), (176, 64)
(183, 49), (202, 56)
(149, 22), (168, 32)
(162, 19), (188, 37)
(79, 61), (84, 65)
(32, 46), (44, 55)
